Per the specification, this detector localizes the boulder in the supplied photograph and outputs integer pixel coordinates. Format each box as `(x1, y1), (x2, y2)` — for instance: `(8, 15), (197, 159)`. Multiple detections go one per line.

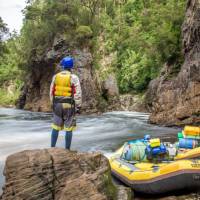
(119, 94), (146, 112)
(0, 148), (132, 200)
(102, 74), (119, 98)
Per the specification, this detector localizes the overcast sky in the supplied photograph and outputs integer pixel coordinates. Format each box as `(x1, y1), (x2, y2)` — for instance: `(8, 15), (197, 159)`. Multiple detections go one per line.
(0, 0), (26, 32)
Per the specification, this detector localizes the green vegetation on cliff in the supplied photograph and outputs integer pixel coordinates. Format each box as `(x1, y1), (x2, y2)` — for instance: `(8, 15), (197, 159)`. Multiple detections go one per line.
(19, 0), (103, 69)
(100, 0), (185, 92)
(0, 0), (186, 106)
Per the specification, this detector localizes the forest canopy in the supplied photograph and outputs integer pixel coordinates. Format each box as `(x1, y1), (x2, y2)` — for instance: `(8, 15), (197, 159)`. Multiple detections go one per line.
(0, 0), (186, 96)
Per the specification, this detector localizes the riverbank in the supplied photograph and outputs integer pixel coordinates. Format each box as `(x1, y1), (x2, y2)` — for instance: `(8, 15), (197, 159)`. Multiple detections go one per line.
(16, 92), (147, 114)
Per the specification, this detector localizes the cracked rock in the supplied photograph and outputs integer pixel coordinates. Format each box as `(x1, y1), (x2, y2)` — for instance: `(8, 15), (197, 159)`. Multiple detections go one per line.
(0, 148), (132, 200)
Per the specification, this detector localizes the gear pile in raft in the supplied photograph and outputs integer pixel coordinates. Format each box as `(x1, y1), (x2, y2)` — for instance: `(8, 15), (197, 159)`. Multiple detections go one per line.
(109, 126), (200, 194)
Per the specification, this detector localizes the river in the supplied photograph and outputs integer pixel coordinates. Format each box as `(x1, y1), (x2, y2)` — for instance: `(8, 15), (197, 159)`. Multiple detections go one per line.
(0, 108), (180, 194)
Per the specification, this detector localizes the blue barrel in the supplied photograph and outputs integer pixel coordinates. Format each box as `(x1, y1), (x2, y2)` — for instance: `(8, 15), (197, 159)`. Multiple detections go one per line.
(179, 138), (197, 149)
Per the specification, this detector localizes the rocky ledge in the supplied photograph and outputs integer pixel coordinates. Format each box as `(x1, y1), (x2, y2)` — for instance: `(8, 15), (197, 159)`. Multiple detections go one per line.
(0, 148), (132, 200)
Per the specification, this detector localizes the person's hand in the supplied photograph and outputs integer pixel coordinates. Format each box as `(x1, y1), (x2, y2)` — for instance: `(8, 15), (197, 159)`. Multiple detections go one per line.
(76, 107), (81, 114)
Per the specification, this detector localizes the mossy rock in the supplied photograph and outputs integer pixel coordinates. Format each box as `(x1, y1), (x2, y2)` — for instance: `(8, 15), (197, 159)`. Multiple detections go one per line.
(101, 170), (133, 200)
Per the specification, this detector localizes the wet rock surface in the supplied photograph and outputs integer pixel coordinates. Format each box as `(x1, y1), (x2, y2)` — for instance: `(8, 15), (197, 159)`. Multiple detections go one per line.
(146, 0), (200, 126)
(0, 148), (132, 200)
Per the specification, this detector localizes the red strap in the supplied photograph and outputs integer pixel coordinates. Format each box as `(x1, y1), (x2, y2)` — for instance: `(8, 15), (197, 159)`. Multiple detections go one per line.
(52, 84), (56, 96)
(72, 84), (76, 95)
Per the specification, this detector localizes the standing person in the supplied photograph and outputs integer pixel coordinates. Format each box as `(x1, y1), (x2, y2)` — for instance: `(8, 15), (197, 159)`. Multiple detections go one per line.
(50, 56), (82, 149)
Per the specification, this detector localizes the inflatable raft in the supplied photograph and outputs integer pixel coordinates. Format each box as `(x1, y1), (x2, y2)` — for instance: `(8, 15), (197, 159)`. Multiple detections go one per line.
(110, 155), (200, 194)
(109, 134), (200, 194)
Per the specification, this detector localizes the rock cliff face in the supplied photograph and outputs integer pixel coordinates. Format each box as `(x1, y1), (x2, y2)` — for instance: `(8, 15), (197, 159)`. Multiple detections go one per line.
(147, 0), (200, 126)
(0, 148), (132, 200)
(16, 36), (146, 113)
(17, 38), (100, 113)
